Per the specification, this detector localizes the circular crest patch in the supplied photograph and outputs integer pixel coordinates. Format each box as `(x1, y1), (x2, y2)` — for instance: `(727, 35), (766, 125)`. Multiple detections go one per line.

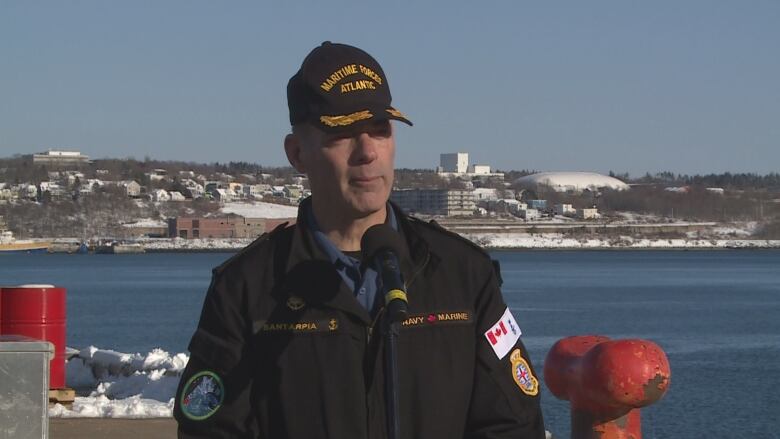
(180, 370), (225, 421)
(510, 349), (539, 396)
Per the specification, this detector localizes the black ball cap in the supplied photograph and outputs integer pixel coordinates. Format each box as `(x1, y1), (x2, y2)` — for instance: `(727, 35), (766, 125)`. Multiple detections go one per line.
(287, 42), (413, 132)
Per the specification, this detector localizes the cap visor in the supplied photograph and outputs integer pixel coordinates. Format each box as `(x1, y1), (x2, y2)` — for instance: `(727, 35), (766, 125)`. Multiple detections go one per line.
(385, 106), (413, 127)
(314, 105), (412, 132)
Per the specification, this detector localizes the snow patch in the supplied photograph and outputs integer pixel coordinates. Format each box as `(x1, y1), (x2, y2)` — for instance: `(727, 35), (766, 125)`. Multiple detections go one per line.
(462, 233), (780, 249)
(220, 201), (298, 218)
(50, 346), (189, 418)
(122, 218), (167, 228)
(139, 237), (254, 250)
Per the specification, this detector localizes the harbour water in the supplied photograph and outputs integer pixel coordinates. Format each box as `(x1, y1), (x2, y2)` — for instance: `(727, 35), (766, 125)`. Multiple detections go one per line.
(2, 250), (779, 438)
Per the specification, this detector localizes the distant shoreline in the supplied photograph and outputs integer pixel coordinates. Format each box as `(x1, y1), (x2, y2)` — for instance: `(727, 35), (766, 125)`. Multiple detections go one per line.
(134, 246), (780, 254)
(131, 236), (780, 253)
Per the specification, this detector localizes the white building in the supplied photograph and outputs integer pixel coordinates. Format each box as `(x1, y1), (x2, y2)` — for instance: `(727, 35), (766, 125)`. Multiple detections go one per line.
(495, 199), (526, 214)
(284, 184), (304, 200)
(148, 169), (168, 182)
(39, 181), (66, 197)
(212, 188), (232, 203)
(16, 184), (38, 200)
(119, 180), (142, 197)
(440, 153), (469, 174)
(244, 184), (272, 199)
(79, 179), (104, 194)
(30, 150), (90, 166)
(123, 180), (141, 197)
(438, 152), (504, 179)
(182, 179), (205, 199)
(0, 187), (12, 202)
(169, 191), (186, 201)
(468, 164), (491, 175)
(391, 188), (475, 216)
(150, 189), (171, 202)
(65, 172), (86, 186)
(473, 188), (499, 201)
(577, 208), (599, 220)
(518, 208), (540, 220)
(291, 175), (308, 185)
(272, 186), (286, 197)
(554, 204), (576, 216)
(515, 172), (630, 193)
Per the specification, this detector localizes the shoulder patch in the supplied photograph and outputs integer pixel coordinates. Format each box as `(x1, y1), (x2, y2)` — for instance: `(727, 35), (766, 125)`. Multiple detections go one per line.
(484, 307), (522, 359)
(510, 349), (539, 396)
(180, 370), (225, 420)
(212, 222), (292, 275)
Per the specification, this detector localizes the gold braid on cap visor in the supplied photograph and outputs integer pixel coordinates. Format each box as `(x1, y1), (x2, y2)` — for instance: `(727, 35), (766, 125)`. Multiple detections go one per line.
(385, 108), (408, 119)
(320, 110), (373, 127)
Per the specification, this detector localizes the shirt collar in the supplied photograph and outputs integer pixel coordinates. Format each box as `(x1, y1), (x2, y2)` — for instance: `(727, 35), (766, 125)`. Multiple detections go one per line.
(306, 202), (398, 268)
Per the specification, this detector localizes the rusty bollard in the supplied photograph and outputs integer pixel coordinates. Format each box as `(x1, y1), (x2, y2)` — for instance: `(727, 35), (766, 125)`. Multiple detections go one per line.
(544, 336), (671, 439)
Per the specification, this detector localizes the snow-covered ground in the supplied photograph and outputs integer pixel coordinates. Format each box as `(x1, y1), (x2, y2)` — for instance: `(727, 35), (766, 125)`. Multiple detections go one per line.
(220, 201), (298, 219)
(50, 347), (188, 418)
(121, 218), (168, 228)
(120, 204), (777, 250)
(612, 211), (664, 224)
(137, 233), (780, 251)
(139, 237), (254, 251)
(465, 233), (780, 249)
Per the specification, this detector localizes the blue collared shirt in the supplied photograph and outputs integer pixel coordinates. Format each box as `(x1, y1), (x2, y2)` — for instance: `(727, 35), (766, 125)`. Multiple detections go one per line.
(307, 204), (398, 316)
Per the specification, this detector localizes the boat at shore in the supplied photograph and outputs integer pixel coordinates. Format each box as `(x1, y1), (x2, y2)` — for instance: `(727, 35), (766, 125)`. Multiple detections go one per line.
(0, 230), (50, 254)
(48, 239), (89, 254)
(95, 241), (145, 254)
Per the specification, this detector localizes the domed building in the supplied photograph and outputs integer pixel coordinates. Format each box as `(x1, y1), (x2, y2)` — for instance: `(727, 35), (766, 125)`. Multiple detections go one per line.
(514, 172), (629, 193)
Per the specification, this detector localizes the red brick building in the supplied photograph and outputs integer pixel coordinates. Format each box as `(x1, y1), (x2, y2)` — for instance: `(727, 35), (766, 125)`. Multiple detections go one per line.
(168, 216), (295, 239)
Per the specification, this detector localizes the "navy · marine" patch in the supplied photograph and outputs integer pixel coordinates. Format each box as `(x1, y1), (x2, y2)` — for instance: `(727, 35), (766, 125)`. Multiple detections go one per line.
(401, 311), (472, 329)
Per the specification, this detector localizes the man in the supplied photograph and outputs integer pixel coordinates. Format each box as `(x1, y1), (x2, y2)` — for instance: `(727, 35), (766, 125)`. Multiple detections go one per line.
(174, 41), (545, 438)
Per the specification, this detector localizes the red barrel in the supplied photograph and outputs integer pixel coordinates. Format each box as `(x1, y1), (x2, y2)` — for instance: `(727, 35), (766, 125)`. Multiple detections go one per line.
(0, 285), (66, 389)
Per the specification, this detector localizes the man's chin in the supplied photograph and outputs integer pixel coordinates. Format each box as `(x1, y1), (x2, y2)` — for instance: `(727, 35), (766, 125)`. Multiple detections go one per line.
(347, 194), (389, 218)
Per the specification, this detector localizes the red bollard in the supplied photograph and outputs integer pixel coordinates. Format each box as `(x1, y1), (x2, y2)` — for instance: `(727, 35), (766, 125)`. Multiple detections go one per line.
(544, 336), (671, 439)
(0, 284), (67, 389)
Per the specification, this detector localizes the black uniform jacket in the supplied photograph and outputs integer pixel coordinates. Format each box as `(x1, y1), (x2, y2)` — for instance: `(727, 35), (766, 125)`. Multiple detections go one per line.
(175, 204), (545, 438)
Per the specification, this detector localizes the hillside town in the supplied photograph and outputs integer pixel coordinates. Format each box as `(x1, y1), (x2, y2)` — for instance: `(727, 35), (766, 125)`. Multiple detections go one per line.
(1, 149), (779, 251)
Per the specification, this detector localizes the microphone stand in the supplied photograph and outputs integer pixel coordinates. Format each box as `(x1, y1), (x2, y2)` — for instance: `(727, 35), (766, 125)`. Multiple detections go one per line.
(384, 311), (402, 439)
(379, 252), (408, 439)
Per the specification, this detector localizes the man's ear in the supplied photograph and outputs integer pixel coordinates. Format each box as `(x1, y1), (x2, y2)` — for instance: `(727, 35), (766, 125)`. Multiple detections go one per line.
(284, 133), (306, 173)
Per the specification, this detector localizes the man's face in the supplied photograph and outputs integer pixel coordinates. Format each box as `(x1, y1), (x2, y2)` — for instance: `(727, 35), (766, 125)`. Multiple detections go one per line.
(287, 120), (395, 219)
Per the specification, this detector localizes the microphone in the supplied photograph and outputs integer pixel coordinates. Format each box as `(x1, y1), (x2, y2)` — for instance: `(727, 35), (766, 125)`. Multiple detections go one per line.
(361, 224), (408, 323)
(362, 223), (408, 439)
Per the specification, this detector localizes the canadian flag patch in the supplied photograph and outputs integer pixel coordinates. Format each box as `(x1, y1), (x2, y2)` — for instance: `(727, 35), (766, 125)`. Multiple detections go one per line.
(484, 308), (522, 359)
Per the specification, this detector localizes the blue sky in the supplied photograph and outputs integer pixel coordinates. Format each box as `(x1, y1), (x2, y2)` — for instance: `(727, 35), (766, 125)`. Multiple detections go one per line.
(1, 1), (778, 175)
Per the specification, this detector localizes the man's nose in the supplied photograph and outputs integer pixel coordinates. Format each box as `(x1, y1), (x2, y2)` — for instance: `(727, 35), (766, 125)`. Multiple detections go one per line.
(353, 133), (379, 164)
